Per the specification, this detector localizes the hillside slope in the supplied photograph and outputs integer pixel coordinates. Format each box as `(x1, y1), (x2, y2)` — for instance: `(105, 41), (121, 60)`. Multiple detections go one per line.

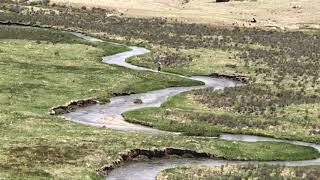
(51, 0), (320, 28)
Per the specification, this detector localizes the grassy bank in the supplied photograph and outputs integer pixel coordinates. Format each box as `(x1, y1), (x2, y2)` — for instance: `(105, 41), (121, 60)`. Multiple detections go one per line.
(123, 88), (320, 143)
(157, 164), (320, 180)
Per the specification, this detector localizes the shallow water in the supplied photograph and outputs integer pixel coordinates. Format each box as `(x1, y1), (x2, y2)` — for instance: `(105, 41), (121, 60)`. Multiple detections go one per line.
(68, 33), (320, 180)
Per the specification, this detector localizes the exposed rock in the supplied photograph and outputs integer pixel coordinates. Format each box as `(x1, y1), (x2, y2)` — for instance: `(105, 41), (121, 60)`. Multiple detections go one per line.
(133, 99), (143, 104)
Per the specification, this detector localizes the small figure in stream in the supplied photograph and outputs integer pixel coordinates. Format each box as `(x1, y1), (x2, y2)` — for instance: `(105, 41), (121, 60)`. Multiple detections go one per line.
(157, 61), (162, 72)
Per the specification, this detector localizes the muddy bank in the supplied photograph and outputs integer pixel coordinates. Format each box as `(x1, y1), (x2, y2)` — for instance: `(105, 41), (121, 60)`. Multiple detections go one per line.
(210, 73), (249, 83)
(50, 98), (99, 115)
(97, 148), (214, 176)
(111, 91), (136, 97)
(0, 20), (53, 28)
(50, 91), (139, 115)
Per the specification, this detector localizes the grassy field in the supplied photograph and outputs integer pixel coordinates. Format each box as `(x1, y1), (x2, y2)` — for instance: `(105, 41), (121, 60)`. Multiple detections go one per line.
(157, 164), (320, 180)
(1, 26), (318, 179)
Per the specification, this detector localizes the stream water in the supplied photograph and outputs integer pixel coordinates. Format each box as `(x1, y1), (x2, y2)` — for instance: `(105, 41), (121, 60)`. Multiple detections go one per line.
(67, 32), (320, 180)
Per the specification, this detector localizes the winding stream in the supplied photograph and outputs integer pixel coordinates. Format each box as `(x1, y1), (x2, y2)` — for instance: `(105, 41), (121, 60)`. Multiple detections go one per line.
(66, 33), (239, 133)
(67, 33), (320, 180)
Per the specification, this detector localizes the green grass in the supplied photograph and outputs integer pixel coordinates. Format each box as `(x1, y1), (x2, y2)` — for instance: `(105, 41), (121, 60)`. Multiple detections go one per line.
(1, 26), (318, 179)
(157, 164), (320, 180)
